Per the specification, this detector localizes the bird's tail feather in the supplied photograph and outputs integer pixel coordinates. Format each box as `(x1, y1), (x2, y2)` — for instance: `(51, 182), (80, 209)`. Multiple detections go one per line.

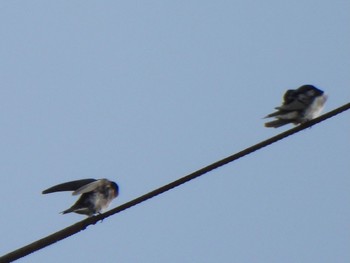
(264, 119), (291, 128)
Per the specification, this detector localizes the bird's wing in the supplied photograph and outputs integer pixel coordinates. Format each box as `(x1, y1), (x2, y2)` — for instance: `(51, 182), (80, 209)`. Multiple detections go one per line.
(42, 179), (97, 194)
(266, 90), (307, 116)
(277, 100), (307, 111)
(72, 179), (108, 195)
(279, 86), (322, 111)
(279, 91), (317, 111)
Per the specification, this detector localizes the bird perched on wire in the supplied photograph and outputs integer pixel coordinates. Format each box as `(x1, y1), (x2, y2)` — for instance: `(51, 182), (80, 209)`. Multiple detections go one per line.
(264, 85), (327, 128)
(42, 178), (119, 216)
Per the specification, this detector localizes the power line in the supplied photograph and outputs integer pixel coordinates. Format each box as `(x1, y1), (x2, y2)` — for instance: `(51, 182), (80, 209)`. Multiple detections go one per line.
(1, 102), (349, 263)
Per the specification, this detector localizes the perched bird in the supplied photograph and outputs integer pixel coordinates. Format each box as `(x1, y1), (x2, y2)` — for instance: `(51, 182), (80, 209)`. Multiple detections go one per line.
(264, 85), (327, 128)
(42, 178), (119, 216)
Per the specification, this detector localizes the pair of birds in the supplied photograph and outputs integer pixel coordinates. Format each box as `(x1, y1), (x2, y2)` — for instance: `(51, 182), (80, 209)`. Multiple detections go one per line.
(43, 84), (327, 217)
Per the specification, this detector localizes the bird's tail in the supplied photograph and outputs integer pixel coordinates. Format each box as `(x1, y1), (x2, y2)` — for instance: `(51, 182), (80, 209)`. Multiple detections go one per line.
(264, 119), (291, 128)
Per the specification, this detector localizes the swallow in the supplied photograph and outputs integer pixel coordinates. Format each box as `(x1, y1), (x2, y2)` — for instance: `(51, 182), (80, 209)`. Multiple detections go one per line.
(42, 178), (119, 216)
(264, 85), (327, 128)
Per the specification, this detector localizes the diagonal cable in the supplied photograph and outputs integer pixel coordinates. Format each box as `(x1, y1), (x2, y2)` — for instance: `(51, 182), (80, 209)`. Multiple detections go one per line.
(1, 102), (349, 263)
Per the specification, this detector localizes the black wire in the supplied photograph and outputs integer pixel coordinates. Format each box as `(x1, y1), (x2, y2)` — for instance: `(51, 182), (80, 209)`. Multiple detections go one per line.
(1, 102), (349, 263)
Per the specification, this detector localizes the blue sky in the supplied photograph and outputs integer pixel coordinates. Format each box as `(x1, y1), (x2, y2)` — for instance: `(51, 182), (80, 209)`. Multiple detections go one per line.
(1, 1), (349, 262)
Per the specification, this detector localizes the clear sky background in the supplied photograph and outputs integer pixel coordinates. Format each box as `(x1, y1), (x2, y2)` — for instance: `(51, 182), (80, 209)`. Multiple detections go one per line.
(1, 1), (349, 262)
